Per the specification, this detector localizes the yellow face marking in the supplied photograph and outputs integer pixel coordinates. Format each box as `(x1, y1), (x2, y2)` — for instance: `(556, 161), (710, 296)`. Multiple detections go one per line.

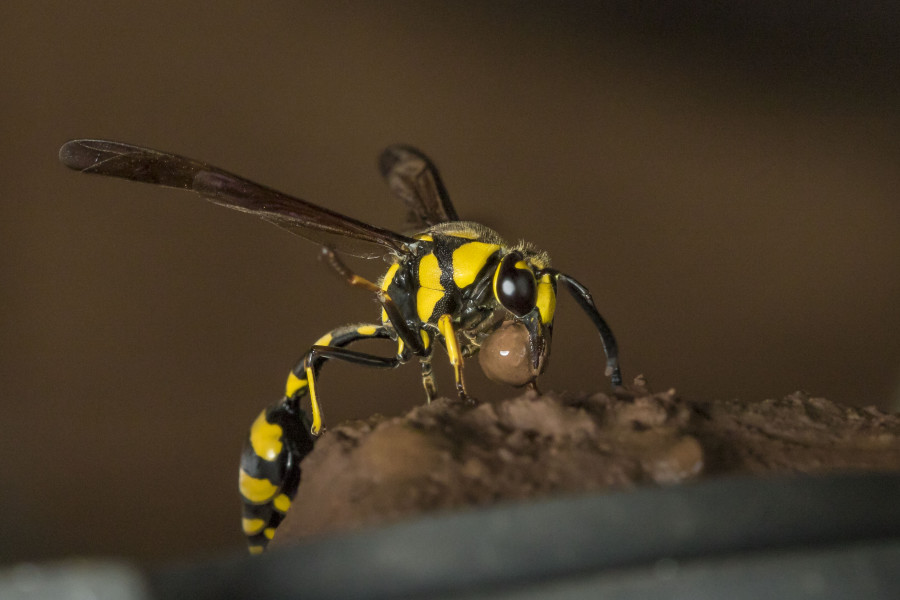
(264, 528), (276, 540)
(273, 494), (291, 513)
(242, 517), (265, 535)
(314, 332), (333, 347)
(381, 263), (400, 291)
(536, 274), (556, 324)
(239, 470), (279, 504)
(249, 545), (265, 555)
(357, 325), (378, 336)
(285, 371), (308, 398)
(416, 288), (444, 322)
(418, 253), (442, 290)
(306, 366), (323, 435)
(452, 242), (501, 288)
(249, 410), (283, 461)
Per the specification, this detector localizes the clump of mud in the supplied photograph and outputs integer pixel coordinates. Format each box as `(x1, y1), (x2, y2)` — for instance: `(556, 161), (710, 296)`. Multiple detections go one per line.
(272, 377), (900, 547)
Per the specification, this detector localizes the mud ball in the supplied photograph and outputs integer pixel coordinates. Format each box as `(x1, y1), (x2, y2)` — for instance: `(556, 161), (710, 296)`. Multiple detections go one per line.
(478, 321), (535, 387)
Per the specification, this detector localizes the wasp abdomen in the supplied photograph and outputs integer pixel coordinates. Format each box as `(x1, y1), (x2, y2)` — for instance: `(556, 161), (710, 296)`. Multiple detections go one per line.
(239, 398), (314, 554)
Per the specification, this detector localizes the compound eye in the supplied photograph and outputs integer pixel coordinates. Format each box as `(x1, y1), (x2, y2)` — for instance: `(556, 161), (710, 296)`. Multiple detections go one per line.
(493, 253), (537, 317)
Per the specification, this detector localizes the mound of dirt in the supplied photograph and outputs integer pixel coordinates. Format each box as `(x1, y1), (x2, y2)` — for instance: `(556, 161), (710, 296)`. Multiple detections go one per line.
(272, 377), (900, 547)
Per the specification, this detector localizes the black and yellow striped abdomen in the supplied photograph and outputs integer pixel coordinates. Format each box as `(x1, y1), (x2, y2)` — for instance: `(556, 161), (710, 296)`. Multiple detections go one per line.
(239, 397), (314, 554)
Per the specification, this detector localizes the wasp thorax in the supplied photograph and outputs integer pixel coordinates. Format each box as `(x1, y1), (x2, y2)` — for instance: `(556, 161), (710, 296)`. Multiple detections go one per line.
(478, 321), (536, 387)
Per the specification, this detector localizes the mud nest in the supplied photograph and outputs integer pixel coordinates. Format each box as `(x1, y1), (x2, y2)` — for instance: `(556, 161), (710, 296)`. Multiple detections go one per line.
(272, 377), (900, 548)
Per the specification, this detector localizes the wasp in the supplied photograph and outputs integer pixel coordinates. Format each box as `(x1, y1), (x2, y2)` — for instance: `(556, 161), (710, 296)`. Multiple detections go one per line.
(59, 139), (622, 553)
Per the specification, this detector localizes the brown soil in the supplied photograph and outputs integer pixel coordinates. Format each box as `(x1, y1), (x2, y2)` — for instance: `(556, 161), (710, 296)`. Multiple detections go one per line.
(272, 377), (900, 548)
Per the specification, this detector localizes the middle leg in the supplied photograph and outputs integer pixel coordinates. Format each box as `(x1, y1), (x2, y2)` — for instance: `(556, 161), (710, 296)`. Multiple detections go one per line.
(438, 314), (473, 404)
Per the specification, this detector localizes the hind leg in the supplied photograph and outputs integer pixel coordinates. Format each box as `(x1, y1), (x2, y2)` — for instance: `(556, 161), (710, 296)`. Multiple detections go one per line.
(239, 323), (406, 553)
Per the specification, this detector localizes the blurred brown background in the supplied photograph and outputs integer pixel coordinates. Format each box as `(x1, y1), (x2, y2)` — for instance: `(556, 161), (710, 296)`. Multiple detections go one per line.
(1, 1), (898, 565)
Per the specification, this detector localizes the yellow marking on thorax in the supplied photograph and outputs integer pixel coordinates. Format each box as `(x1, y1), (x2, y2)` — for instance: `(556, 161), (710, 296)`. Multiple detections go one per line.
(357, 325), (378, 336)
(249, 410), (283, 461)
(536, 274), (556, 324)
(417, 288), (444, 322)
(441, 227), (480, 239)
(381, 263), (400, 291)
(285, 371), (308, 398)
(273, 494), (291, 513)
(418, 253), (442, 290)
(420, 329), (430, 350)
(452, 242), (501, 288)
(416, 233), (434, 241)
(239, 470), (279, 503)
(264, 528), (276, 540)
(242, 518), (265, 535)
(417, 252), (445, 322)
(249, 545), (265, 555)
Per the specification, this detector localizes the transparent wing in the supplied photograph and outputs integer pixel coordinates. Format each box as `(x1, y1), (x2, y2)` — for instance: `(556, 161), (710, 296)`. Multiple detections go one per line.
(378, 145), (459, 229)
(59, 139), (417, 259)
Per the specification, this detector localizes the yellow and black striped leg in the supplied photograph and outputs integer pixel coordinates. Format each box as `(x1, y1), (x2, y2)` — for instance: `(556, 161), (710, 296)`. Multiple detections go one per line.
(239, 395), (315, 554)
(288, 323), (397, 435)
(304, 343), (404, 422)
(438, 314), (473, 404)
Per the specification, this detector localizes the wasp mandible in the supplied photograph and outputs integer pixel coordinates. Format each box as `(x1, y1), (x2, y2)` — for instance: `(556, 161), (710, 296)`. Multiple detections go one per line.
(59, 140), (622, 552)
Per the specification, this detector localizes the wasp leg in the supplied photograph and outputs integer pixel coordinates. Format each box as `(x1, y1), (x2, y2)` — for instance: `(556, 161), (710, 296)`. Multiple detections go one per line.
(287, 323), (399, 435)
(437, 314), (473, 403)
(550, 271), (622, 386)
(239, 395), (315, 554)
(420, 355), (438, 402)
(319, 246), (427, 356)
(303, 343), (406, 432)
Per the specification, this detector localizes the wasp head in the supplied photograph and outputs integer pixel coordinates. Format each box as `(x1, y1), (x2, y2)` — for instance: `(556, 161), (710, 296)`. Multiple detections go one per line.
(478, 251), (556, 386)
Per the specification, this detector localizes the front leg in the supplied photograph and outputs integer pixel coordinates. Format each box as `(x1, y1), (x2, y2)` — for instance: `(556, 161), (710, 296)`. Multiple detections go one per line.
(438, 314), (474, 403)
(548, 270), (622, 387)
